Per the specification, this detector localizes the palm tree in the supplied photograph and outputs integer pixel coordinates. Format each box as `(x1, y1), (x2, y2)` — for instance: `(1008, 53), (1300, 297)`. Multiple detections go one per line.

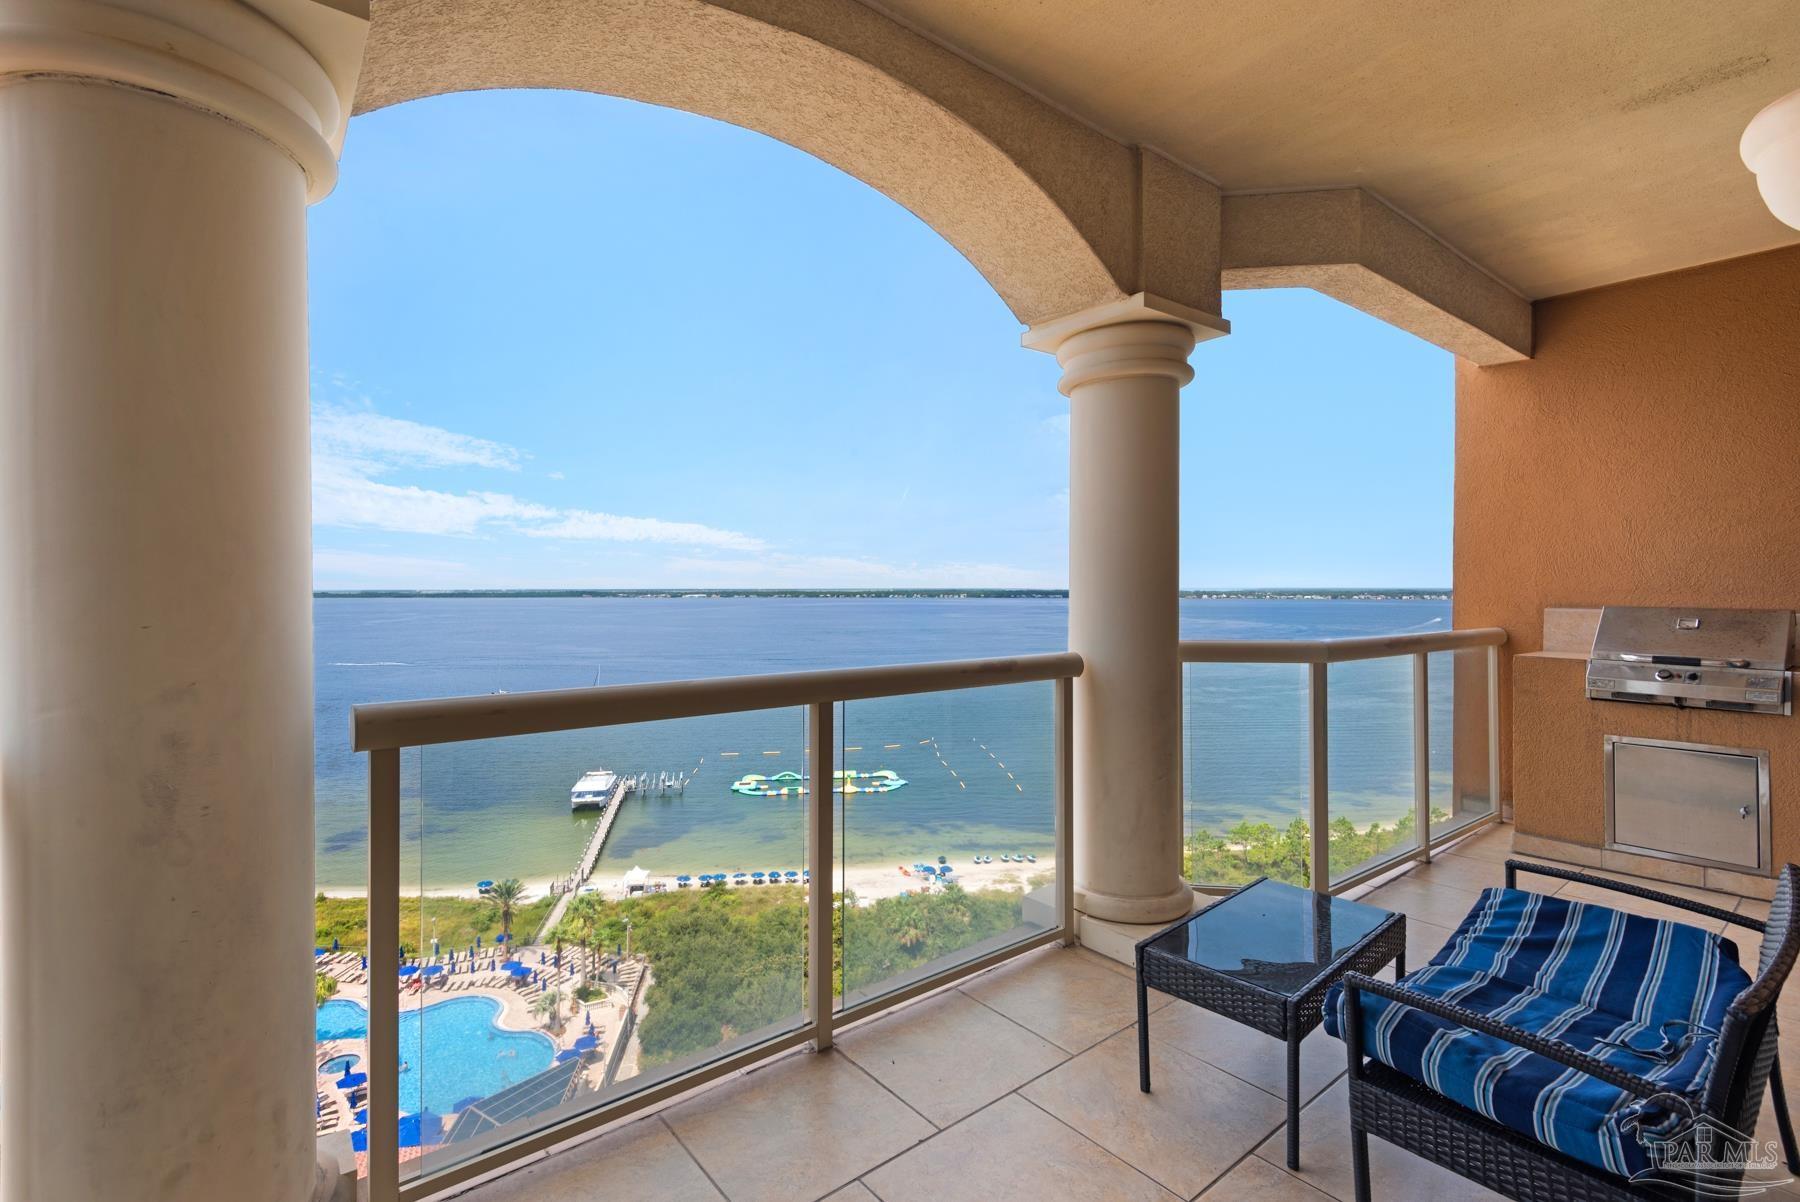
(532, 987), (565, 1034)
(488, 878), (526, 948)
(315, 972), (338, 1008)
(555, 893), (605, 994)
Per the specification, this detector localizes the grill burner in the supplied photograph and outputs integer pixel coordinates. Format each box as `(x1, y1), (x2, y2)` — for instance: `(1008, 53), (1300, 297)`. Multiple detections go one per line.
(1586, 606), (1793, 714)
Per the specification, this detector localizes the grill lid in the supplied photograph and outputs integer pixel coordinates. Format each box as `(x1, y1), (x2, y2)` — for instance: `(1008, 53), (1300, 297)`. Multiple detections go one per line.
(1590, 606), (1794, 669)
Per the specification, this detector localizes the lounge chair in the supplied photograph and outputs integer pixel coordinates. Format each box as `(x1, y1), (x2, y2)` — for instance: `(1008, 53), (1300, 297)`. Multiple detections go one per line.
(1329, 860), (1800, 1202)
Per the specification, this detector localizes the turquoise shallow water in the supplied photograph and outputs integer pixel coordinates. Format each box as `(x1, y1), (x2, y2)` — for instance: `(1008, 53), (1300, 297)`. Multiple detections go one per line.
(314, 597), (1455, 888)
(315, 997), (554, 1114)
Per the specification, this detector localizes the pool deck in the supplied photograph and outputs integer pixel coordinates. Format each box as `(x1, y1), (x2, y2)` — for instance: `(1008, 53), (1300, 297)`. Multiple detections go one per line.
(315, 946), (644, 1135)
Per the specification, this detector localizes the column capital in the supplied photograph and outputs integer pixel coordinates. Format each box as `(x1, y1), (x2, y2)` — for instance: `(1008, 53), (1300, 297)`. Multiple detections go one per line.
(0, 0), (368, 201)
(1020, 290), (1230, 355)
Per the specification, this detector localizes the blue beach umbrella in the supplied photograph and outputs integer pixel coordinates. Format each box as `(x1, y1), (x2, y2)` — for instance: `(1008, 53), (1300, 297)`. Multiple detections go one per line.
(360, 956), (368, 970)
(332, 937), (341, 952)
(354, 1108), (367, 1125)
(784, 871), (798, 879)
(555, 1049), (580, 1063)
(398, 965), (419, 978)
(572, 1034), (598, 1052)
(315, 947), (327, 957)
(501, 960), (523, 972)
(751, 871), (765, 881)
(350, 1130), (367, 1153)
(421, 965), (444, 978)
(476, 880), (493, 891)
(336, 1070), (367, 1090)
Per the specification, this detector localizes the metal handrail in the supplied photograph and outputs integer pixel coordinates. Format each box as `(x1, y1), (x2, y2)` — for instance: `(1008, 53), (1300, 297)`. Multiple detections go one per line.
(352, 651), (1083, 750)
(1179, 626), (1508, 896)
(1180, 626), (1505, 664)
(358, 652), (1081, 1202)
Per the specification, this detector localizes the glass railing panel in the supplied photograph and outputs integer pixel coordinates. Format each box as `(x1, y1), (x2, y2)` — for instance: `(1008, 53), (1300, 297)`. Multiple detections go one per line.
(1326, 657), (1419, 884)
(1429, 647), (1494, 841)
(837, 681), (1056, 1010)
(313, 747), (418, 1186)
(1183, 662), (1312, 888)
(366, 709), (810, 1182)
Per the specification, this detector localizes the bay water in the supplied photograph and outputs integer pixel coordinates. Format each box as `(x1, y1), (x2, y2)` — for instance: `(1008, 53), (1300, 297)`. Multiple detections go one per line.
(313, 597), (1455, 889)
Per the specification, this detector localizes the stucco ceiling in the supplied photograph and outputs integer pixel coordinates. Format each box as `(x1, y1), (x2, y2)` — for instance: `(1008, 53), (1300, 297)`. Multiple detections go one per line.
(870, 0), (1800, 299)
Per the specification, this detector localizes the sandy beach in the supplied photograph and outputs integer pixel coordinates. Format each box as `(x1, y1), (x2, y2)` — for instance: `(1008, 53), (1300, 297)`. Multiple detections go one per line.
(316, 855), (1054, 905)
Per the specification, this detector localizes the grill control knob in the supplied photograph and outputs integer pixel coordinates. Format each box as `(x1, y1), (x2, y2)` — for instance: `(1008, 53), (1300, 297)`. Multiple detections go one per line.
(1686, 672), (1701, 683)
(1654, 669), (1675, 681)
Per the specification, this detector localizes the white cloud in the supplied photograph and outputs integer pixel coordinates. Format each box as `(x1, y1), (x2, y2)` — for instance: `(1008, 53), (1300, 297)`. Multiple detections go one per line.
(310, 401), (765, 551)
(314, 405), (524, 472)
(547, 471), (565, 480)
(1043, 413), (1071, 437)
(527, 511), (765, 551)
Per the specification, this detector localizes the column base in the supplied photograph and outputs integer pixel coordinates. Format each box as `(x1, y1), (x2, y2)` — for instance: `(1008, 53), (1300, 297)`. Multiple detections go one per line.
(1074, 880), (1196, 926)
(1076, 893), (1210, 966)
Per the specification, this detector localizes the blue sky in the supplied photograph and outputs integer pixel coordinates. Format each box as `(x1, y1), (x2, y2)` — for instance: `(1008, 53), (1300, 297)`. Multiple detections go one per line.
(309, 90), (1452, 591)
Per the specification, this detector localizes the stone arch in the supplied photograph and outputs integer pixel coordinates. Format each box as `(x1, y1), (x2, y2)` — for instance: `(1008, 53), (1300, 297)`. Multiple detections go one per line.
(355, 0), (1145, 327)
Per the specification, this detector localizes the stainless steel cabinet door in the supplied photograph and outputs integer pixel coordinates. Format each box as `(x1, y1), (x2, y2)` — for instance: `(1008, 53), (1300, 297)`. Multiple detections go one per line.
(1607, 737), (1767, 871)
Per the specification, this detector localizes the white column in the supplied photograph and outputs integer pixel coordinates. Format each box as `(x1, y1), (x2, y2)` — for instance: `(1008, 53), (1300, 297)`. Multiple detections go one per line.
(1027, 296), (1227, 925)
(0, 5), (363, 1201)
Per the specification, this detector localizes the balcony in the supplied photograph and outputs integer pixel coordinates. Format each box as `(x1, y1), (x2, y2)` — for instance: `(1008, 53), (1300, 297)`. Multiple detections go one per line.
(325, 627), (1535, 1199)
(389, 820), (1784, 1202)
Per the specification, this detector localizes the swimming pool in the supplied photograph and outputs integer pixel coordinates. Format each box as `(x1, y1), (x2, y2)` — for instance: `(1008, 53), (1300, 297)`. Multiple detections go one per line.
(315, 997), (555, 1115)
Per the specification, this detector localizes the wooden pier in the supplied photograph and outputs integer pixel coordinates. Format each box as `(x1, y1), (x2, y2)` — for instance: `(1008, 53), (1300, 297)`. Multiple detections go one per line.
(536, 777), (629, 941)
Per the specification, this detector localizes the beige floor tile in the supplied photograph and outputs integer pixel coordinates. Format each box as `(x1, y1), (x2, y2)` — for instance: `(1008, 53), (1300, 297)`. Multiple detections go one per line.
(1552, 880), (1729, 933)
(837, 989), (1067, 1127)
(863, 1094), (1178, 1202)
(1438, 828), (1514, 864)
(1022, 1027), (1286, 1199)
(1146, 1001), (1344, 1106)
(1741, 896), (1775, 923)
(1399, 918), (1457, 975)
(1359, 878), (1483, 931)
(822, 1184), (882, 1202)
(1199, 1154), (1338, 1200)
(1406, 853), (1508, 895)
(465, 1116), (723, 1202)
(662, 1049), (933, 1202)
(1535, 864), (1742, 907)
(1254, 1078), (1506, 1202)
(959, 945), (1168, 1054)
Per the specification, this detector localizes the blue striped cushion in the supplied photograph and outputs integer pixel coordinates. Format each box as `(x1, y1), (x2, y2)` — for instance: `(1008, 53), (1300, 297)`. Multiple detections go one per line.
(1323, 887), (1753, 1177)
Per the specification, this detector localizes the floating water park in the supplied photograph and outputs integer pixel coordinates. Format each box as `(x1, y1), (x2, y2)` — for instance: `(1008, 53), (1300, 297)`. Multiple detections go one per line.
(728, 768), (908, 797)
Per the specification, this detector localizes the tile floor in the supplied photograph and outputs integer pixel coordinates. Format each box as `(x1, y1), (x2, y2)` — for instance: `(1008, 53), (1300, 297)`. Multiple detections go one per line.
(458, 825), (1795, 1202)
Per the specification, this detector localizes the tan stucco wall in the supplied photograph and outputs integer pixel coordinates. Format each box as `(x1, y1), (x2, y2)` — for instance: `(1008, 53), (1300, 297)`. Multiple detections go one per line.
(1454, 245), (1800, 863)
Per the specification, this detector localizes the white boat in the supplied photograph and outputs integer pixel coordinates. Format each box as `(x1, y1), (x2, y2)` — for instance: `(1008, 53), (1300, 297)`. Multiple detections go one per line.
(570, 769), (618, 811)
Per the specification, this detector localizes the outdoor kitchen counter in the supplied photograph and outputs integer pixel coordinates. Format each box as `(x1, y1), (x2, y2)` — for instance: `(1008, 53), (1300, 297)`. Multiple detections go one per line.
(1511, 650), (1798, 894)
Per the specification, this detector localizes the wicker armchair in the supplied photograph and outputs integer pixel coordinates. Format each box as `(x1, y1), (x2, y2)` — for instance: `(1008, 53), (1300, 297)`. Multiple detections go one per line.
(1336, 860), (1800, 1201)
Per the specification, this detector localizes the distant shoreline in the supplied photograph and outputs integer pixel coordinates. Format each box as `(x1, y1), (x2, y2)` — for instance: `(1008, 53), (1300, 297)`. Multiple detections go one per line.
(314, 588), (1452, 601)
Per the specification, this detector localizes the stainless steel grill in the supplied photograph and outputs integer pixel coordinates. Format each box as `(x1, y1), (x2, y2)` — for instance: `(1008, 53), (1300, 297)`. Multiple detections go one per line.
(1586, 605), (1794, 714)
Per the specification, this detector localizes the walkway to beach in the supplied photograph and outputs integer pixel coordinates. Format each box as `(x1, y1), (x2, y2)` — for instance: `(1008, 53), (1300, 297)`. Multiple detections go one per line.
(536, 780), (629, 941)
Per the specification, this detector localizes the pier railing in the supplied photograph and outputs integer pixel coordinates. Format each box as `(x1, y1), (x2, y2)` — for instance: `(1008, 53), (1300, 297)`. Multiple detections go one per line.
(350, 652), (1080, 1202)
(1179, 627), (1506, 895)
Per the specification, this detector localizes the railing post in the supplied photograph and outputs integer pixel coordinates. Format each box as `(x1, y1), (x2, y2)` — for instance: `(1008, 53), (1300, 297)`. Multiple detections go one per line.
(1055, 675), (1076, 946)
(1413, 652), (1432, 863)
(1486, 644), (1503, 821)
(807, 701), (835, 1050)
(1308, 661), (1330, 895)
(367, 747), (401, 1202)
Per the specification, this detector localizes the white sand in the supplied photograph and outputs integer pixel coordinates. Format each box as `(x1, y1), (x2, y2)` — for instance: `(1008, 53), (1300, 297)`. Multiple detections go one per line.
(316, 857), (1053, 905)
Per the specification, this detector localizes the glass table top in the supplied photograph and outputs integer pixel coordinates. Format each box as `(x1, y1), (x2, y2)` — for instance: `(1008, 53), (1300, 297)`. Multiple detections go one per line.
(1145, 878), (1397, 996)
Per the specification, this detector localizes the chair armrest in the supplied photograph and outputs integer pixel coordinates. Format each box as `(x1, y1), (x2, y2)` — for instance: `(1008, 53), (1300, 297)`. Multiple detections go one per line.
(1503, 860), (1759, 932)
(1337, 972), (1664, 1101)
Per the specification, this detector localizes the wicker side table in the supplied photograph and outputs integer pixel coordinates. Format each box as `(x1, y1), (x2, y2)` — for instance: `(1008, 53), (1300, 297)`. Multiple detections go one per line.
(1136, 877), (1406, 1170)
